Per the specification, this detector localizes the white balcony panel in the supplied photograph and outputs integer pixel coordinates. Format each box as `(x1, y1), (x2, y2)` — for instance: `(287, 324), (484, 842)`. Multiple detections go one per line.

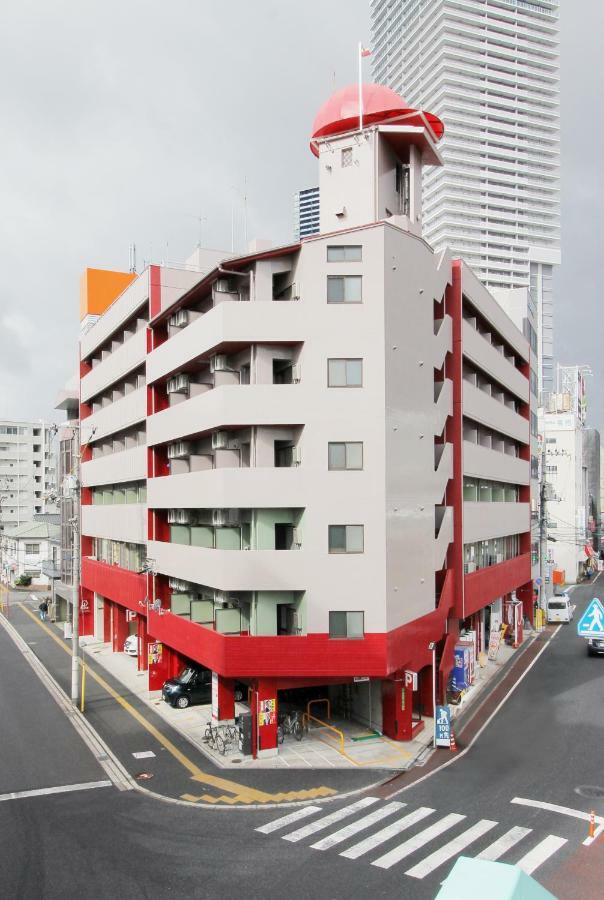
(464, 502), (530, 544)
(149, 540), (306, 592)
(80, 272), (148, 360)
(147, 468), (305, 510)
(81, 329), (147, 403)
(83, 388), (146, 443)
(463, 382), (529, 444)
(147, 301), (306, 385)
(432, 314), (452, 371)
(460, 263), (530, 361)
(462, 321), (529, 402)
(463, 441), (530, 486)
(434, 442), (453, 503)
(147, 385), (306, 447)
(81, 446), (147, 487)
(434, 379), (453, 436)
(82, 504), (147, 544)
(434, 506), (453, 571)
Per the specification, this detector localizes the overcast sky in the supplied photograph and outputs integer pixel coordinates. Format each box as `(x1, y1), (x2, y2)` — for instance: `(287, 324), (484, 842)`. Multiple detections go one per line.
(1, 2), (602, 430)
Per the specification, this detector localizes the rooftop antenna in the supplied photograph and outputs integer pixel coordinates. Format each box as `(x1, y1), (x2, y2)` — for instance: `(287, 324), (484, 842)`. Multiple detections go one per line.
(128, 243), (137, 273)
(243, 176), (248, 248)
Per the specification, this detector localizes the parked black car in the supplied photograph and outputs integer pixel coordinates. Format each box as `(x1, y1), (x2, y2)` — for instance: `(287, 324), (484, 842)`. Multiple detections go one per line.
(162, 666), (246, 709)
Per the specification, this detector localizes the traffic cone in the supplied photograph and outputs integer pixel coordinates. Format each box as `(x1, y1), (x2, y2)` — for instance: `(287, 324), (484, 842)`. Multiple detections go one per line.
(589, 811), (595, 839)
(450, 728), (458, 753)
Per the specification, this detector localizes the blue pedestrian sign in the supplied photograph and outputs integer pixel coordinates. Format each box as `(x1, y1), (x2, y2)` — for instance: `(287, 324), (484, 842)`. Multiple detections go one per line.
(435, 705), (451, 748)
(577, 598), (604, 638)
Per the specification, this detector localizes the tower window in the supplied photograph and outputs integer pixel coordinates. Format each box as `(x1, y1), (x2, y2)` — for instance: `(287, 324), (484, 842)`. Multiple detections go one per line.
(341, 148), (353, 167)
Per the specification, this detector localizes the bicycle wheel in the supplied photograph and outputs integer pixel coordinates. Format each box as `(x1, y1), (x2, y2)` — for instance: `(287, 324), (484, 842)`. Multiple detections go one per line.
(293, 721), (303, 741)
(277, 725), (285, 744)
(216, 734), (226, 755)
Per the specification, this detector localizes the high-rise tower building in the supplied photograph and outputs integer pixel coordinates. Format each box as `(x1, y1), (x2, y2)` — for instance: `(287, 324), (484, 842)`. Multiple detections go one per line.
(293, 186), (320, 240)
(371, 0), (560, 394)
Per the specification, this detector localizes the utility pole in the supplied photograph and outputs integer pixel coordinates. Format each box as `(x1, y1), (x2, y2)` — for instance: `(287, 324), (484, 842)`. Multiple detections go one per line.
(539, 434), (548, 612)
(69, 423), (81, 705)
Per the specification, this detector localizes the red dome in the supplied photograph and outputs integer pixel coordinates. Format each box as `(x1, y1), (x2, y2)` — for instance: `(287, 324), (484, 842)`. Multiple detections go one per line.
(310, 83), (444, 156)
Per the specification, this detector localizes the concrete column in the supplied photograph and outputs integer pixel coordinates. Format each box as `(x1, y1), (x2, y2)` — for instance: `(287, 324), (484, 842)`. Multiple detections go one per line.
(213, 675), (235, 721)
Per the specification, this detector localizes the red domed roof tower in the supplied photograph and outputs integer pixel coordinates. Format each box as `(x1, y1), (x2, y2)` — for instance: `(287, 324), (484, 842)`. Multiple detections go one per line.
(310, 83), (445, 237)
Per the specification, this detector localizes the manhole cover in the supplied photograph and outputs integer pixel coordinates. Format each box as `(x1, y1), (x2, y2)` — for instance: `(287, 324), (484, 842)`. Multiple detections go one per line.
(231, 758), (243, 764)
(135, 772), (154, 780)
(575, 785), (604, 800)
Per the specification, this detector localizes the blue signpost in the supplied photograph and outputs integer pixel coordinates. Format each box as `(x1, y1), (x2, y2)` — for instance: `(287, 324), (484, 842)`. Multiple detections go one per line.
(435, 705), (451, 748)
(577, 598), (604, 638)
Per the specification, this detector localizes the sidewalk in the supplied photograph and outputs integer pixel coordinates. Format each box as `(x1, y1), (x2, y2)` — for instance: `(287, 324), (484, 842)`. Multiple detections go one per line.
(78, 624), (542, 772)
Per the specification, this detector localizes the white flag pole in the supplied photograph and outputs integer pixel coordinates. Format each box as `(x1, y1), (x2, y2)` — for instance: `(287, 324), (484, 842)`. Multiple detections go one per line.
(358, 41), (363, 132)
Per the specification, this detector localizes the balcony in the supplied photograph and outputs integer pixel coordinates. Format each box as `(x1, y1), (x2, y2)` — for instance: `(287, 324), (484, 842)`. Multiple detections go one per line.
(463, 553), (532, 618)
(463, 441), (530, 486)
(433, 315), (453, 371)
(147, 606), (388, 678)
(81, 329), (147, 403)
(462, 321), (529, 403)
(434, 379), (453, 436)
(83, 387), (146, 443)
(80, 557), (147, 614)
(147, 301), (306, 386)
(463, 502), (530, 545)
(463, 382), (529, 444)
(148, 468), (304, 511)
(148, 539), (306, 592)
(81, 445), (147, 487)
(82, 503), (147, 544)
(434, 506), (453, 571)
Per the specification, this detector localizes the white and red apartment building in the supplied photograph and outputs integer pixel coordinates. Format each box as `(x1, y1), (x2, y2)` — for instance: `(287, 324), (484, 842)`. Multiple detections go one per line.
(78, 85), (532, 755)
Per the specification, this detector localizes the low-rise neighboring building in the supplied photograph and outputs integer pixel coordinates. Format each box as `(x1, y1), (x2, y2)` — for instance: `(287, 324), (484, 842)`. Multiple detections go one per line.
(3, 520), (60, 586)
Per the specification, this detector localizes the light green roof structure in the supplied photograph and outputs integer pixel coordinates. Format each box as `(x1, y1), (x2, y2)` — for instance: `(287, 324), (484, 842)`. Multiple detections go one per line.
(436, 857), (557, 900)
(4, 521), (60, 541)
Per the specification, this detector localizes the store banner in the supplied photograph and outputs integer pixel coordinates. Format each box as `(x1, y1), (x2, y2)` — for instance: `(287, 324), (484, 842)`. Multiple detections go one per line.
(435, 705), (451, 748)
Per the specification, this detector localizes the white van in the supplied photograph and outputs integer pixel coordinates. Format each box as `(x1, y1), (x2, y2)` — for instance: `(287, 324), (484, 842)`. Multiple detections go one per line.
(547, 594), (574, 624)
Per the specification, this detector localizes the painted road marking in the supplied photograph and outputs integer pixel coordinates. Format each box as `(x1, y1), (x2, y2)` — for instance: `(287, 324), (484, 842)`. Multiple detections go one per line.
(371, 813), (466, 870)
(405, 819), (497, 879)
(516, 835), (567, 875)
(256, 806), (322, 834)
(475, 826), (532, 861)
(132, 751), (156, 759)
(283, 797), (380, 842)
(0, 781), (112, 803)
(310, 801), (405, 851)
(340, 807), (435, 860)
(511, 796), (604, 826)
(16, 603), (336, 806)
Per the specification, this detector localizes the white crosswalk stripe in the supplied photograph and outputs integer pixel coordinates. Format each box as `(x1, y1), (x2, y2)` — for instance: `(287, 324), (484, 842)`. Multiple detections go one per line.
(372, 813), (466, 870)
(340, 807), (435, 860)
(405, 819), (498, 879)
(476, 826), (532, 861)
(310, 801), (405, 851)
(516, 835), (568, 875)
(255, 805), (322, 835)
(282, 797), (379, 843)
(256, 800), (571, 880)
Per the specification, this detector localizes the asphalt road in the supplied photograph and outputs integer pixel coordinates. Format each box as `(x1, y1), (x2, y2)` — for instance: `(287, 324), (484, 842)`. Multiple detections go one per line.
(1, 579), (603, 899)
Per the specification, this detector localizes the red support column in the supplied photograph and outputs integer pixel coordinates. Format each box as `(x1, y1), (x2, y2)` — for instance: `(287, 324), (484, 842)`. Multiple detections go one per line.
(103, 600), (111, 642)
(256, 679), (278, 757)
(80, 587), (94, 637)
(213, 675), (235, 721)
(111, 605), (128, 652)
(137, 615), (149, 672)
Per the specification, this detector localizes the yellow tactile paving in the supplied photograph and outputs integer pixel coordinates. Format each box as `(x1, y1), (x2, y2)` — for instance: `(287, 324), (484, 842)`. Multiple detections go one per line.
(15, 602), (337, 805)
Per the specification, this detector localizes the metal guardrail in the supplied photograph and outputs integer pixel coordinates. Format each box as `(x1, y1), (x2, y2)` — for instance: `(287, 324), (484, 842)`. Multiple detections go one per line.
(306, 697), (330, 721)
(302, 711), (344, 755)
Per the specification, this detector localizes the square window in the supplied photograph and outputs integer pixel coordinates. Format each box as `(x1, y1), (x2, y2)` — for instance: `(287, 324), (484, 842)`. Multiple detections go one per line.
(328, 358), (363, 387)
(329, 611), (347, 638)
(328, 442), (363, 470)
(328, 525), (347, 552)
(329, 524), (364, 553)
(327, 275), (362, 303)
(327, 245), (362, 262)
(329, 611), (364, 639)
(328, 443), (347, 470)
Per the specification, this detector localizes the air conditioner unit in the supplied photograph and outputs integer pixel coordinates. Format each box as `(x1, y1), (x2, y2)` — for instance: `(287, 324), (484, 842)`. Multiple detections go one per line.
(168, 309), (188, 328)
(214, 590), (230, 605)
(167, 373), (190, 394)
(176, 509), (195, 525)
(291, 364), (301, 384)
(167, 441), (191, 459)
(214, 278), (231, 293)
(291, 282), (301, 300)
(292, 446), (301, 466)
(211, 354), (230, 372)
(212, 508), (240, 527)
(169, 578), (191, 592)
(227, 437), (241, 450)
(212, 431), (229, 450)
(167, 509), (180, 524)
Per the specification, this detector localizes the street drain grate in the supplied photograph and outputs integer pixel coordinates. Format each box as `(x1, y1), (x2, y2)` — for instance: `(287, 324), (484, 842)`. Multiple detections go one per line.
(575, 785), (604, 799)
(135, 772), (154, 780)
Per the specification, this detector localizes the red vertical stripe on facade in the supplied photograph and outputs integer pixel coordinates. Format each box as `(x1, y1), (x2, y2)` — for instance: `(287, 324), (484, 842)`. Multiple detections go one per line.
(149, 265), (161, 319)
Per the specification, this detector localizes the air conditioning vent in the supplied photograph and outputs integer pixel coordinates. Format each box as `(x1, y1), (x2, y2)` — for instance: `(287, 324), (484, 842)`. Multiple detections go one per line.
(168, 309), (188, 328)
(167, 441), (191, 459)
(212, 431), (229, 450)
(167, 373), (190, 394)
(292, 364), (301, 384)
(211, 354), (230, 372)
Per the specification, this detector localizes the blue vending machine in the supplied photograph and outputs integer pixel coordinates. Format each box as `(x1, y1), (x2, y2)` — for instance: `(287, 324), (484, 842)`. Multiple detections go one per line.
(450, 645), (471, 692)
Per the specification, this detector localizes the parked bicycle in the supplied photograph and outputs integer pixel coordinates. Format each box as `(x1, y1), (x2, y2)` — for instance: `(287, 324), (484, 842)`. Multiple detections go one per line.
(277, 709), (304, 743)
(203, 720), (221, 749)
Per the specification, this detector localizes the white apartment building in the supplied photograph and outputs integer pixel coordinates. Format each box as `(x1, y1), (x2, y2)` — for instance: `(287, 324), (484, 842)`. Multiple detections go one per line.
(541, 412), (587, 583)
(371, 0), (560, 395)
(0, 421), (56, 534)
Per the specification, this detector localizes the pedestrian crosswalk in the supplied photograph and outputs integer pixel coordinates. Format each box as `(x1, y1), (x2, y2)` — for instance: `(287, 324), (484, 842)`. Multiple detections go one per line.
(255, 797), (569, 882)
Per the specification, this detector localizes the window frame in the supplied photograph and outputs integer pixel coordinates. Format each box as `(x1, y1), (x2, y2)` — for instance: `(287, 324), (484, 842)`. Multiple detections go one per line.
(328, 442), (364, 471)
(326, 275), (363, 304)
(329, 610), (365, 639)
(327, 358), (363, 388)
(328, 524), (364, 554)
(327, 245), (362, 262)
